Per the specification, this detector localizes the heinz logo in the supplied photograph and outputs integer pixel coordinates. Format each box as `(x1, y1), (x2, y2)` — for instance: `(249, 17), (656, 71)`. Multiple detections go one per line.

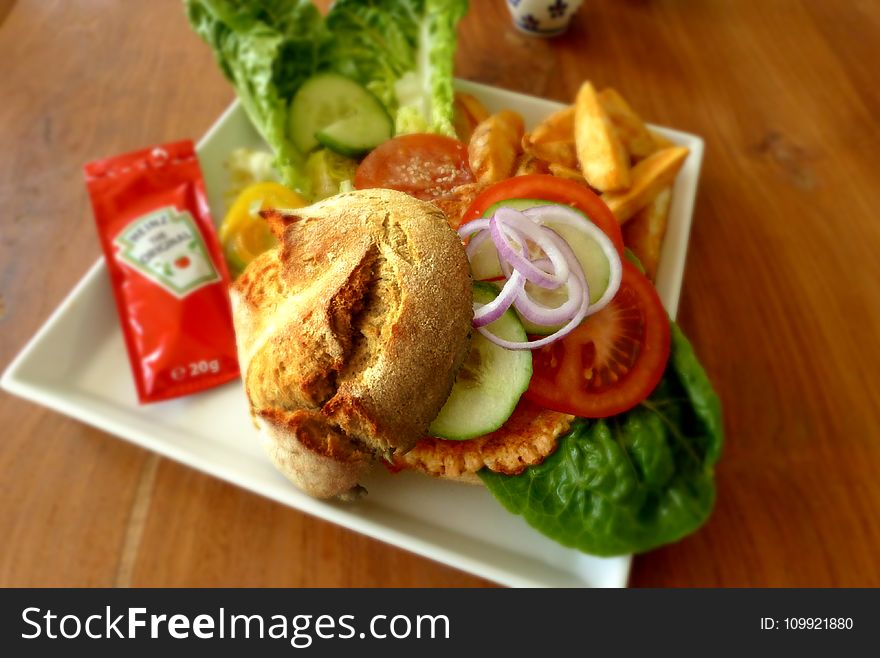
(114, 206), (220, 297)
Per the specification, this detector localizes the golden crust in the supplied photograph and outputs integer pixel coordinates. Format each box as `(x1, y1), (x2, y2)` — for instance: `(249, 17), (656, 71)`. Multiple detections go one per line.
(397, 399), (574, 480)
(232, 189), (473, 498)
(468, 110), (525, 185)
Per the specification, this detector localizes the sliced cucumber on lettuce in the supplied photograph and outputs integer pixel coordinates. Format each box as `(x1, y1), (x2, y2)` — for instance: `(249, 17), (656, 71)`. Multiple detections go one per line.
(185, 0), (330, 196)
(326, 0), (467, 137)
(479, 323), (723, 556)
(185, 0), (468, 197)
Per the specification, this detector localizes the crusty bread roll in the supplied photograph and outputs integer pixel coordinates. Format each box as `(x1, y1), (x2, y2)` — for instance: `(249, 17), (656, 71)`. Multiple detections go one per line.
(231, 189), (472, 499)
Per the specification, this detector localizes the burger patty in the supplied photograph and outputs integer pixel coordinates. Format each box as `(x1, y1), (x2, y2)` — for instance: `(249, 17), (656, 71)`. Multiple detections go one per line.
(397, 399), (574, 482)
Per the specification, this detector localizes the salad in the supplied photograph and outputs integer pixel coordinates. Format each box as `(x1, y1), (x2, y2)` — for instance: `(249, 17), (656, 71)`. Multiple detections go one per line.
(186, 0), (722, 557)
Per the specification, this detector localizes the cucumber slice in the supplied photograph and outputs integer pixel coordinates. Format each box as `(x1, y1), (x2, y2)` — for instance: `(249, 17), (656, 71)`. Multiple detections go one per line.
(316, 114), (392, 158)
(483, 199), (616, 335)
(429, 282), (532, 441)
(288, 73), (393, 156)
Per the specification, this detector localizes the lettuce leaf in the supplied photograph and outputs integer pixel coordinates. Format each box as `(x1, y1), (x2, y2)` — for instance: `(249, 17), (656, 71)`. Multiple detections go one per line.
(326, 0), (467, 137)
(479, 323), (723, 556)
(184, 0), (330, 194)
(186, 0), (467, 195)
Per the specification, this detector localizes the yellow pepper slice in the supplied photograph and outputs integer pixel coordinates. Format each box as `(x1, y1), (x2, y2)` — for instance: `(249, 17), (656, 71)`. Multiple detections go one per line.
(219, 181), (307, 277)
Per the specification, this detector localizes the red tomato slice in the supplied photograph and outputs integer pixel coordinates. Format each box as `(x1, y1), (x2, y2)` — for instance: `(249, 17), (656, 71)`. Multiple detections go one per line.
(355, 134), (474, 201)
(461, 174), (625, 254)
(524, 261), (671, 418)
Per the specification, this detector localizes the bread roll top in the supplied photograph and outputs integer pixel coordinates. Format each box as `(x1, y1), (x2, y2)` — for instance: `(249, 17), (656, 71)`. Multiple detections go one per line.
(231, 189), (472, 498)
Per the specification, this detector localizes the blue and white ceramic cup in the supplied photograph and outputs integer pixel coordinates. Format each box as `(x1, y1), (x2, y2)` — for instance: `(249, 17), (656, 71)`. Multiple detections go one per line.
(507, 0), (585, 37)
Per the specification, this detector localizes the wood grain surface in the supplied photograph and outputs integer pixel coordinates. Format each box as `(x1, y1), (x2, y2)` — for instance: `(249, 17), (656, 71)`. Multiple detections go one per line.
(2, 0), (879, 587)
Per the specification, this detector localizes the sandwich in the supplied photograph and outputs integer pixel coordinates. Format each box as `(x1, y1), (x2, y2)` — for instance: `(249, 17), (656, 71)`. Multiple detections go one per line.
(230, 188), (472, 499)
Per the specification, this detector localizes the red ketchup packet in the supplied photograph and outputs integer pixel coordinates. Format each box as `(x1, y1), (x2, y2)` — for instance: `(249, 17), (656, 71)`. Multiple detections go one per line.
(84, 140), (239, 403)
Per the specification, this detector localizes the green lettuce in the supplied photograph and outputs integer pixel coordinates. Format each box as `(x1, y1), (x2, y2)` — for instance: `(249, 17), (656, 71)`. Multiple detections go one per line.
(185, 0), (467, 195)
(184, 0), (329, 195)
(480, 323), (723, 556)
(326, 0), (467, 136)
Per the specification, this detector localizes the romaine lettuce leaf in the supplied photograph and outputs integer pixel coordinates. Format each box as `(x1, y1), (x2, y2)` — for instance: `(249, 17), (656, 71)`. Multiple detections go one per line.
(186, 0), (467, 197)
(326, 0), (467, 137)
(479, 323), (724, 556)
(184, 0), (330, 195)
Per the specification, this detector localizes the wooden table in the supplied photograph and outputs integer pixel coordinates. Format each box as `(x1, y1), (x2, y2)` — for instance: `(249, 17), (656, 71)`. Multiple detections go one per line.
(2, 0), (879, 587)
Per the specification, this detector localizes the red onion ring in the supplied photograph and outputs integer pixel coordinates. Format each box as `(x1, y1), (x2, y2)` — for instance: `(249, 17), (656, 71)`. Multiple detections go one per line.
(477, 217), (592, 350)
(457, 218), (490, 239)
(472, 268), (525, 328)
(522, 205), (622, 314)
(477, 282), (589, 350)
(460, 204), (621, 349)
(489, 214), (565, 289)
(514, 275), (584, 327)
(494, 208), (571, 285)
(465, 229), (491, 260)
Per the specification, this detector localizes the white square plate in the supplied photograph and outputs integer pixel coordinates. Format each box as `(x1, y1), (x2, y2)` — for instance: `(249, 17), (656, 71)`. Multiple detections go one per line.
(2, 80), (703, 588)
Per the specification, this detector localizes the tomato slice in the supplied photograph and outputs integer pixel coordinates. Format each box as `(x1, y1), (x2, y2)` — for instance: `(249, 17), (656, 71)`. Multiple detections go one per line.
(461, 174), (624, 254)
(524, 261), (670, 418)
(354, 133), (474, 201)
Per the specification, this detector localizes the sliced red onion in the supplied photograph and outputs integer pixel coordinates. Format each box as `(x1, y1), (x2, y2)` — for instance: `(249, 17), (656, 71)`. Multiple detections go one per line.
(465, 228), (491, 260)
(477, 218), (592, 350)
(514, 275), (584, 327)
(457, 218), (490, 239)
(512, 227), (586, 326)
(522, 205), (622, 314)
(461, 203), (622, 350)
(489, 215), (565, 289)
(472, 269), (525, 328)
(477, 284), (590, 351)
(494, 208), (571, 284)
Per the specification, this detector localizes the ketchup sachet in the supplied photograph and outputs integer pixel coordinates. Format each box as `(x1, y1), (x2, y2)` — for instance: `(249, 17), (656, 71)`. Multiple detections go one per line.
(84, 140), (239, 403)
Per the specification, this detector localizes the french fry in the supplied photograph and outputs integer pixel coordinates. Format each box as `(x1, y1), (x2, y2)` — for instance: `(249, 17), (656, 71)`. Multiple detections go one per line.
(622, 187), (672, 281)
(602, 146), (688, 223)
(514, 153), (550, 176)
(522, 105), (577, 168)
(468, 110), (525, 185)
(522, 134), (578, 169)
(548, 163), (587, 184)
(574, 81), (631, 192)
(453, 92), (490, 143)
(531, 105), (575, 143)
(598, 87), (657, 161)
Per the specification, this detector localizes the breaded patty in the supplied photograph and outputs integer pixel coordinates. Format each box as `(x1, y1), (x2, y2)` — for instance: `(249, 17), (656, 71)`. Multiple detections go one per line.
(397, 399), (574, 483)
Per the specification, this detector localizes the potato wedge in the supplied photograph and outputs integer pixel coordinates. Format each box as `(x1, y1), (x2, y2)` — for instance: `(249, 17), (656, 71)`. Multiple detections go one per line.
(514, 153), (550, 176)
(453, 92), (490, 143)
(531, 105), (575, 143)
(599, 87), (657, 161)
(522, 135), (578, 169)
(622, 186), (672, 281)
(468, 110), (526, 185)
(574, 81), (631, 192)
(548, 163), (587, 184)
(602, 146), (688, 223)
(523, 104), (577, 168)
